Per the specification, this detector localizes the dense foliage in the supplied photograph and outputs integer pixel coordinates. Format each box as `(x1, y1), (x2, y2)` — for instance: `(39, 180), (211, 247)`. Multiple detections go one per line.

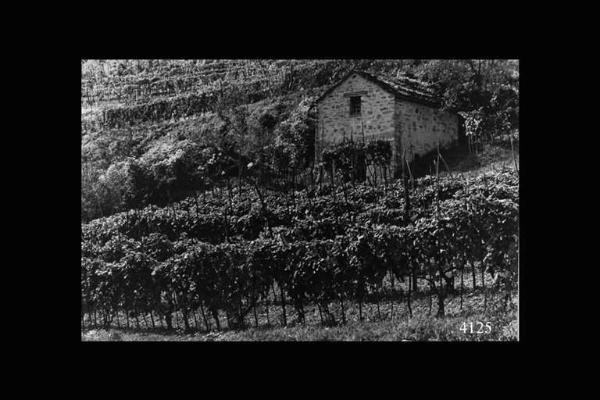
(82, 169), (518, 330)
(81, 60), (519, 336)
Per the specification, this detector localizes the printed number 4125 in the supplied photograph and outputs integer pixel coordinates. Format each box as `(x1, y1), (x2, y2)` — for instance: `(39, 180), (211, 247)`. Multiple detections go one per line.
(460, 321), (492, 334)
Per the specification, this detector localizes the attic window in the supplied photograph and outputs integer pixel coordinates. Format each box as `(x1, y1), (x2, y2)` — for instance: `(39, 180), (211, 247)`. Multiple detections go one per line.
(350, 96), (361, 116)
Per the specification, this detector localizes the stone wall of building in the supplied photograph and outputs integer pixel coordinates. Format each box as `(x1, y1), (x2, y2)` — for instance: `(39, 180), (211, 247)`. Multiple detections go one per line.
(316, 72), (459, 180)
(315, 73), (396, 163)
(395, 100), (459, 165)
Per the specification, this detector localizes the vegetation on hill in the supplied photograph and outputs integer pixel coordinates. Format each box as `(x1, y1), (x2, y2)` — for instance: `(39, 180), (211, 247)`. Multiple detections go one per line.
(81, 59), (518, 222)
(81, 59), (519, 341)
(82, 167), (518, 336)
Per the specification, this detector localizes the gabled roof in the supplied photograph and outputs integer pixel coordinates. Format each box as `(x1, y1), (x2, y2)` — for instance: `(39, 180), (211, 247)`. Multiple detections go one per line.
(315, 70), (441, 108)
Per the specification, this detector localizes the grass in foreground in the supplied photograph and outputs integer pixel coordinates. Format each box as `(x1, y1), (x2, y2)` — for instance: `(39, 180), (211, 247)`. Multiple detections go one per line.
(82, 287), (518, 342)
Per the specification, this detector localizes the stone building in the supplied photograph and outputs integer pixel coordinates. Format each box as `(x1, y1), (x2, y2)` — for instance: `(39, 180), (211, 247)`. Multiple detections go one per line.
(315, 70), (463, 178)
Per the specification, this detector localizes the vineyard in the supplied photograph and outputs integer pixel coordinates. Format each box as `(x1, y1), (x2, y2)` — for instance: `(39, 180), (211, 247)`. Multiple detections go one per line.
(81, 166), (519, 338)
(81, 60), (409, 133)
(81, 59), (519, 341)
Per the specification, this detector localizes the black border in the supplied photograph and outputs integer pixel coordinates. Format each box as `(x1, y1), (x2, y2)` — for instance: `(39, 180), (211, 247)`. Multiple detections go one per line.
(45, 43), (542, 376)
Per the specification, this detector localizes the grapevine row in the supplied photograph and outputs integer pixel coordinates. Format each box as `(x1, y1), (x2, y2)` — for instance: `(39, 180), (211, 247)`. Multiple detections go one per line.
(81, 171), (518, 330)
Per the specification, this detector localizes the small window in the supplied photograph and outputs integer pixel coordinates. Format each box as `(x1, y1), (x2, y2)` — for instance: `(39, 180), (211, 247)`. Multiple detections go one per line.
(350, 96), (361, 116)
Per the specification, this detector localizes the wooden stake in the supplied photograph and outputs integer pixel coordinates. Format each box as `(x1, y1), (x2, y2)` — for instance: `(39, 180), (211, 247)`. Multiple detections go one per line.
(510, 134), (519, 174)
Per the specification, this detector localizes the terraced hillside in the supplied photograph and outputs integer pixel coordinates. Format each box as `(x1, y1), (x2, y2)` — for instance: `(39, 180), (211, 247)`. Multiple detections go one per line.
(81, 60), (409, 131)
(81, 59), (518, 223)
(81, 60), (519, 341)
(81, 60), (441, 221)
